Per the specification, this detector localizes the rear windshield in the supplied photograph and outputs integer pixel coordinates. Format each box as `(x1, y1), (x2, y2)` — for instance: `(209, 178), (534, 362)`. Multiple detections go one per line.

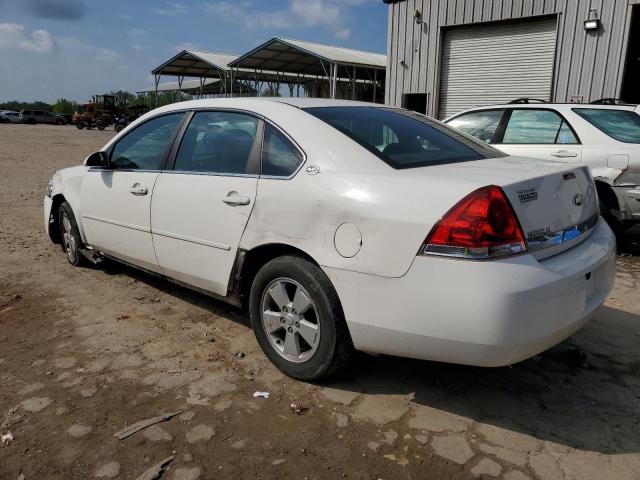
(573, 108), (640, 143)
(305, 106), (504, 169)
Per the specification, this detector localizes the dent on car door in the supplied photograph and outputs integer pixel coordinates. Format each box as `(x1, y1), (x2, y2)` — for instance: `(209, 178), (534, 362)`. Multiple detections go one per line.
(493, 109), (583, 163)
(80, 112), (184, 271)
(150, 110), (261, 296)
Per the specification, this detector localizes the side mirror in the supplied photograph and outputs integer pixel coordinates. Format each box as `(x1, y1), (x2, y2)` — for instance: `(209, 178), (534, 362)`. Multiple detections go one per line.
(84, 151), (109, 168)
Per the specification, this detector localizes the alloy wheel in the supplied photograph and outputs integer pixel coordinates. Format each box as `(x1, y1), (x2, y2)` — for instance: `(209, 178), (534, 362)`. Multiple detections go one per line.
(61, 212), (77, 263)
(260, 277), (320, 363)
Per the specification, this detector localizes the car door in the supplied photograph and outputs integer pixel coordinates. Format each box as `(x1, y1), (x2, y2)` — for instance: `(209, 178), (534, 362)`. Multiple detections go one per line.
(493, 108), (583, 163)
(150, 110), (261, 296)
(34, 111), (47, 123)
(80, 112), (185, 271)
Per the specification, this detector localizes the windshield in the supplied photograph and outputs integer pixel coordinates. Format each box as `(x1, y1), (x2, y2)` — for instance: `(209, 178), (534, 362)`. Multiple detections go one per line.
(573, 108), (640, 143)
(304, 106), (505, 169)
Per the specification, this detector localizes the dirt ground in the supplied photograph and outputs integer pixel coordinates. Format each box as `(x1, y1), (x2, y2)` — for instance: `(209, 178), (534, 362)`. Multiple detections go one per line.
(1, 124), (639, 480)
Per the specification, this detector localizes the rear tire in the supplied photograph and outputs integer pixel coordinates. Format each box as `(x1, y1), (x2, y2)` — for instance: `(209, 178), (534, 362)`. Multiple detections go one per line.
(599, 196), (622, 233)
(58, 201), (88, 267)
(249, 255), (353, 381)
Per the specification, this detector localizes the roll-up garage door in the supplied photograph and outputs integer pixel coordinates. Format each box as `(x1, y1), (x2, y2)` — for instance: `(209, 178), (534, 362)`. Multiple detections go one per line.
(438, 17), (557, 119)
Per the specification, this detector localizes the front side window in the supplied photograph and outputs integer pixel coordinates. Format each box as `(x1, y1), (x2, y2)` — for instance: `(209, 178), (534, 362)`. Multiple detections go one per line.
(502, 109), (578, 144)
(573, 108), (640, 143)
(261, 124), (304, 177)
(174, 111), (259, 174)
(447, 109), (504, 144)
(110, 113), (183, 170)
(305, 106), (503, 169)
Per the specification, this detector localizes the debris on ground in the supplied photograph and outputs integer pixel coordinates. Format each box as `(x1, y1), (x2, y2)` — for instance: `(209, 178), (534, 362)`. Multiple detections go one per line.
(253, 391), (269, 399)
(114, 411), (182, 440)
(134, 456), (174, 480)
(290, 401), (305, 415)
(0, 432), (13, 445)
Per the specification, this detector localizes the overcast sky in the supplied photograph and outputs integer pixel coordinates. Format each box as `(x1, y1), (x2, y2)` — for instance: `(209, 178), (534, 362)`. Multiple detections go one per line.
(0, 0), (387, 103)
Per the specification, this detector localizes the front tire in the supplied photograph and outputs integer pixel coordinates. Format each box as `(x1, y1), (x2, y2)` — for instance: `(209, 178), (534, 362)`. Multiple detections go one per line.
(58, 201), (88, 267)
(249, 256), (353, 381)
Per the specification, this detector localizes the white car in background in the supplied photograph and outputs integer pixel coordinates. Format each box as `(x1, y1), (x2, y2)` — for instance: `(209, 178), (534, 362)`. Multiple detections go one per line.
(446, 101), (640, 231)
(44, 98), (615, 380)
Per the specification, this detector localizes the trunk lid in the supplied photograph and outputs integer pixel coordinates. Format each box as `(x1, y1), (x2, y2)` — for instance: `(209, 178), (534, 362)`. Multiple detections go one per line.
(411, 156), (599, 259)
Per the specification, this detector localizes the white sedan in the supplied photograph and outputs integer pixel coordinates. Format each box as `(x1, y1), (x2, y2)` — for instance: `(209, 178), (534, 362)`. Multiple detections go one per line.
(445, 102), (640, 231)
(45, 98), (616, 380)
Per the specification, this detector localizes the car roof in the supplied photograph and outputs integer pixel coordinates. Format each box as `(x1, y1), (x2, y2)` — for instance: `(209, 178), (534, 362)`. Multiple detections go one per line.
(455, 103), (637, 112)
(150, 97), (379, 116)
(445, 102), (639, 121)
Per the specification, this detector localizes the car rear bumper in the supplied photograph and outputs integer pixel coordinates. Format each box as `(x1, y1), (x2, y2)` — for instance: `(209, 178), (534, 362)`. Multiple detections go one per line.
(325, 218), (616, 366)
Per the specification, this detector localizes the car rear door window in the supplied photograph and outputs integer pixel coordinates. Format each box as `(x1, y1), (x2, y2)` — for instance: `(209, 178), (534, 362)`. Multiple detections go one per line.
(173, 111), (259, 175)
(502, 109), (578, 144)
(305, 106), (503, 169)
(261, 124), (304, 177)
(110, 113), (183, 170)
(573, 108), (640, 143)
(447, 109), (504, 143)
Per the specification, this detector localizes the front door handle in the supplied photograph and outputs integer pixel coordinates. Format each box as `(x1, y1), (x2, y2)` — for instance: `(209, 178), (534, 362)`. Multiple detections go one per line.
(551, 150), (578, 158)
(129, 183), (148, 196)
(222, 193), (251, 206)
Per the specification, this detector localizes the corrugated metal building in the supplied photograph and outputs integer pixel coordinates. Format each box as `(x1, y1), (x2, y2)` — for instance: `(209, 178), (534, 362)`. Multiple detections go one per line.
(384, 0), (640, 119)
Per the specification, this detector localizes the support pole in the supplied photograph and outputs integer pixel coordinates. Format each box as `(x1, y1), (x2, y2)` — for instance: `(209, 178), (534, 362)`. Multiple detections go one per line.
(373, 70), (377, 103)
(154, 73), (161, 108)
(178, 75), (184, 102)
(351, 67), (356, 100)
(331, 63), (338, 99)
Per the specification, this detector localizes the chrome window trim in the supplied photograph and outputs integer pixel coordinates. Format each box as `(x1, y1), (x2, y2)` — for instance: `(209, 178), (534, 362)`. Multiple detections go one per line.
(163, 170), (259, 179)
(87, 168), (162, 173)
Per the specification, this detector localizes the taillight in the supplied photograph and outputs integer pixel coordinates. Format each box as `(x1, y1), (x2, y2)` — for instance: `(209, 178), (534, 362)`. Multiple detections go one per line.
(420, 185), (526, 260)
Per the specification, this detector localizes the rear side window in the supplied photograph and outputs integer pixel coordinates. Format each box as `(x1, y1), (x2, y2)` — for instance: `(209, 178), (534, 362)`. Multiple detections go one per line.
(447, 109), (504, 144)
(573, 108), (640, 143)
(502, 109), (578, 144)
(174, 111), (258, 174)
(261, 124), (304, 177)
(305, 107), (503, 169)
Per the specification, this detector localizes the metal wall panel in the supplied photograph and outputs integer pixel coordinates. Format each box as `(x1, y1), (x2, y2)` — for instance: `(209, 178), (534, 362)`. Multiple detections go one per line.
(385, 0), (633, 117)
(438, 17), (557, 119)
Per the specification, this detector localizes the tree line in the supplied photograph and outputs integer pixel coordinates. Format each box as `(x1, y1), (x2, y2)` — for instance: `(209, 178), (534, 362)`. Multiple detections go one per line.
(0, 90), (142, 114)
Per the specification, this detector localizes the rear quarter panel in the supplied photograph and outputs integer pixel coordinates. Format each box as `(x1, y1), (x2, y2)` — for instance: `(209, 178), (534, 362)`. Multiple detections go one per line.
(239, 104), (489, 278)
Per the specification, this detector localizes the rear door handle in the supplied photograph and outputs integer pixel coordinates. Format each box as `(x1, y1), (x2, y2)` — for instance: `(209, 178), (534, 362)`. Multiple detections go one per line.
(551, 150), (578, 158)
(222, 194), (251, 206)
(129, 183), (148, 195)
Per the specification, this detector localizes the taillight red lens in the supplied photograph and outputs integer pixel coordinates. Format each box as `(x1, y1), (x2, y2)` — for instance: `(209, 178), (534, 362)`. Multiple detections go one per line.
(421, 185), (526, 260)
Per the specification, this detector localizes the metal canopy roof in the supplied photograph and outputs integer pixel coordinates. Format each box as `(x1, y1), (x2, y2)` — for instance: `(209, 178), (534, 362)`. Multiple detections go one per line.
(228, 38), (386, 79)
(137, 78), (256, 95)
(151, 50), (238, 77)
(151, 48), (312, 84)
(137, 78), (220, 94)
